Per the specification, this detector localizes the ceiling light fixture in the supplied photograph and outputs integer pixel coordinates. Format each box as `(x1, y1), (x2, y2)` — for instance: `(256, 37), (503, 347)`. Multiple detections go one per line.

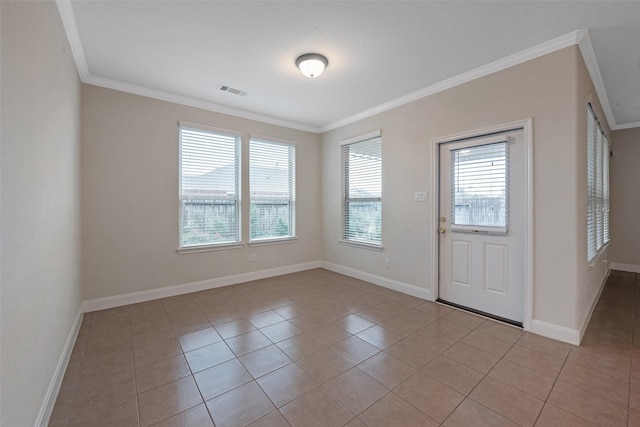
(296, 53), (328, 78)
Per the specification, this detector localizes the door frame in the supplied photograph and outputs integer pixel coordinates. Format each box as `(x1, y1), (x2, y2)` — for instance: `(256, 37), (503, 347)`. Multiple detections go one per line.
(430, 118), (534, 332)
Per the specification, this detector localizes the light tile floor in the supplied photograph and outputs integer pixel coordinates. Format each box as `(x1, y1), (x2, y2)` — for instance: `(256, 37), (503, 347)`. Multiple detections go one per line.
(49, 269), (639, 426)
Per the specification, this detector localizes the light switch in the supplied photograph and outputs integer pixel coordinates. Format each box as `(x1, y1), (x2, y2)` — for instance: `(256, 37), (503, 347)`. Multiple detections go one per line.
(414, 191), (428, 202)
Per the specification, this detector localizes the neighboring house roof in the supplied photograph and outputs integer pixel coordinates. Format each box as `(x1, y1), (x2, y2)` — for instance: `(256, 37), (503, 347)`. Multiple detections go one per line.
(182, 165), (291, 197)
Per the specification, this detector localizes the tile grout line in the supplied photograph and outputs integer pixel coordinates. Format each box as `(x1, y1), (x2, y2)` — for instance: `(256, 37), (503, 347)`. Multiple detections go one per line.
(58, 270), (640, 427)
(127, 310), (143, 427)
(538, 272), (635, 426)
(531, 342), (572, 426)
(151, 296), (210, 427)
(439, 320), (523, 426)
(630, 272), (640, 424)
(272, 301), (450, 425)
(627, 273), (635, 425)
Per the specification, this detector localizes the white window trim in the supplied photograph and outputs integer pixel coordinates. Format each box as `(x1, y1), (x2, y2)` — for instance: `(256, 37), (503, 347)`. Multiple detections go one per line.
(340, 129), (381, 146)
(178, 121), (242, 251)
(250, 133), (297, 147)
(179, 121), (243, 139)
(588, 241), (611, 268)
(249, 237), (298, 247)
(341, 129), (383, 249)
(248, 136), (296, 242)
(177, 242), (244, 255)
(586, 104), (610, 265)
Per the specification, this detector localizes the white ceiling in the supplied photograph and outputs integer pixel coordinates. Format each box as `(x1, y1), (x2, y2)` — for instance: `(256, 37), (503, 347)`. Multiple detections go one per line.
(59, 1), (640, 133)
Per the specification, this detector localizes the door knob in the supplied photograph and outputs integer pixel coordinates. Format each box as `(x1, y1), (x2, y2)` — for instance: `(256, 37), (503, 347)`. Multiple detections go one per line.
(438, 227), (446, 234)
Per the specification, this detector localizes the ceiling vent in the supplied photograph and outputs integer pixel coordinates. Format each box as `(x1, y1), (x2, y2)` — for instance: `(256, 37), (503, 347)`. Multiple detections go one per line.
(218, 85), (247, 97)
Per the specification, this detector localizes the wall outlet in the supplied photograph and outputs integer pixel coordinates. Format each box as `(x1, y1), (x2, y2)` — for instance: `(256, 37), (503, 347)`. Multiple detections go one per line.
(384, 258), (390, 268)
(585, 282), (589, 297)
(250, 254), (256, 263)
(414, 191), (428, 202)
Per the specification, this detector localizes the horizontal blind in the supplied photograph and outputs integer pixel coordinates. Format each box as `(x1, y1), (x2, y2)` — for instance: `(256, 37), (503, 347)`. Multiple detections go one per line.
(343, 136), (382, 244)
(452, 142), (507, 229)
(595, 130), (604, 250)
(603, 134), (610, 244)
(179, 124), (241, 247)
(587, 104), (610, 262)
(587, 106), (597, 261)
(249, 138), (296, 241)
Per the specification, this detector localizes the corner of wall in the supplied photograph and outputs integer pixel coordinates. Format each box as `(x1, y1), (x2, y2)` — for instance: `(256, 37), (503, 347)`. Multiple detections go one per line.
(34, 310), (84, 427)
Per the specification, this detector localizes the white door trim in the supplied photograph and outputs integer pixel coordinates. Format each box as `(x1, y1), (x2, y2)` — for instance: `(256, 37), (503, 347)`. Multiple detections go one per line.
(430, 118), (534, 331)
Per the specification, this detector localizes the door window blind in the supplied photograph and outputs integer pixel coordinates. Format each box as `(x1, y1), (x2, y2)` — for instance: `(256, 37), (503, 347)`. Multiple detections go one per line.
(587, 105), (610, 262)
(342, 135), (382, 245)
(451, 142), (508, 232)
(249, 138), (296, 241)
(179, 123), (241, 248)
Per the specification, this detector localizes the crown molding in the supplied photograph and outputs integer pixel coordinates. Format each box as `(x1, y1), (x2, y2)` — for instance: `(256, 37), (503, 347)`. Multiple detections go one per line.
(321, 30), (588, 132)
(612, 120), (640, 130)
(55, 3), (629, 135)
(83, 75), (322, 133)
(54, 0), (321, 134)
(55, 0), (89, 80)
(577, 31), (621, 131)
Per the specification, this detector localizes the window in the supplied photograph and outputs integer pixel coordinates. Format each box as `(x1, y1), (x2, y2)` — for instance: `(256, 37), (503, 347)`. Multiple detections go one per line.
(249, 138), (296, 241)
(179, 122), (241, 249)
(451, 141), (508, 233)
(341, 131), (382, 248)
(587, 105), (610, 262)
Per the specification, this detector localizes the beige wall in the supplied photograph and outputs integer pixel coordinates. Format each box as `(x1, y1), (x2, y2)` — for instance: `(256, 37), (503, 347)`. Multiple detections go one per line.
(322, 46), (591, 331)
(1, 2), (83, 426)
(610, 128), (640, 268)
(81, 86), (322, 300)
(575, 49), (612, 331)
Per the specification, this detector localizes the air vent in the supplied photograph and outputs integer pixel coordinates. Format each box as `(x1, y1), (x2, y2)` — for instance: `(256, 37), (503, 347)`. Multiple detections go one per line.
(218, 85), (247, 97)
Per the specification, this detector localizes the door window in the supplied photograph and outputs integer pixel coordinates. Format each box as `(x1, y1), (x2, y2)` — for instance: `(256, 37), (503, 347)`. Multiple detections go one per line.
(451, 141), (508, 233)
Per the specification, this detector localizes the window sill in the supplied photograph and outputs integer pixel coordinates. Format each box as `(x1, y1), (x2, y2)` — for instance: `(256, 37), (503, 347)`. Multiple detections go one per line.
(339, 239), (383, 252)
(249, 237), (298, 247)
(177, 242), (244, 254)
(587, 240), (611, 268)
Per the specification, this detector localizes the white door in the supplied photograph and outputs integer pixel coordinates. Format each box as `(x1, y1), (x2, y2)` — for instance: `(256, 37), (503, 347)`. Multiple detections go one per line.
(438, 130), (525, 324)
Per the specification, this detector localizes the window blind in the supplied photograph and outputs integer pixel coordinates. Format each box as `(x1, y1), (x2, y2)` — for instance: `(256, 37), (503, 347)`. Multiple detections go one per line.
(451, 141), (508, 231)
(587, 106), (597, 260)
(603, 134), (610, 244)
(596, 130), (604, 250)
(249, 138), (296, 241)
(342, 135), (382, 245)
(587, 105), (610, 262)
(179, 123), (241, 248)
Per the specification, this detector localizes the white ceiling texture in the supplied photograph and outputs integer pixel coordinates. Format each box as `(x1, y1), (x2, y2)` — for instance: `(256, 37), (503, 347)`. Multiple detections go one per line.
(57, 1), (640, 133)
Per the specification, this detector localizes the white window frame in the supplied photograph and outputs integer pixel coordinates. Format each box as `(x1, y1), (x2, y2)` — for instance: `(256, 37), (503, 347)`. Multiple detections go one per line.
(249, 136), (296, 244)
(178, 121), (242, 253)
(340, 130), (383, 251)
(450, 139), (509, 235)
(587, 105), (610, 264)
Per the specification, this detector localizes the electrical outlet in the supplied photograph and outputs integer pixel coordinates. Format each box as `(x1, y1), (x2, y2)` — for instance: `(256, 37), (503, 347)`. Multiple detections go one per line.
(384, 258), (390, 268)
(250, 254), (256, 263)
(414, 191), (428, 202)
(585, 282), (589, 297)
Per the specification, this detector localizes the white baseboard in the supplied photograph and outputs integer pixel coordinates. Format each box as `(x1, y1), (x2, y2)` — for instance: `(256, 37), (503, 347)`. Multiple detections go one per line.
(577, 271), (609, 345)
(35, 308), (84, 427)
(82, 261), (321, 312)
(320, 261), (432, 301)
(610, 262), (640, 273)
(531, 319), (580, 345)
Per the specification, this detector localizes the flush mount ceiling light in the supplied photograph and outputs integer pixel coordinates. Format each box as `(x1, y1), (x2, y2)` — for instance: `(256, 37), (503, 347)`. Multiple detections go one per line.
(296, 53), (328, 78)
